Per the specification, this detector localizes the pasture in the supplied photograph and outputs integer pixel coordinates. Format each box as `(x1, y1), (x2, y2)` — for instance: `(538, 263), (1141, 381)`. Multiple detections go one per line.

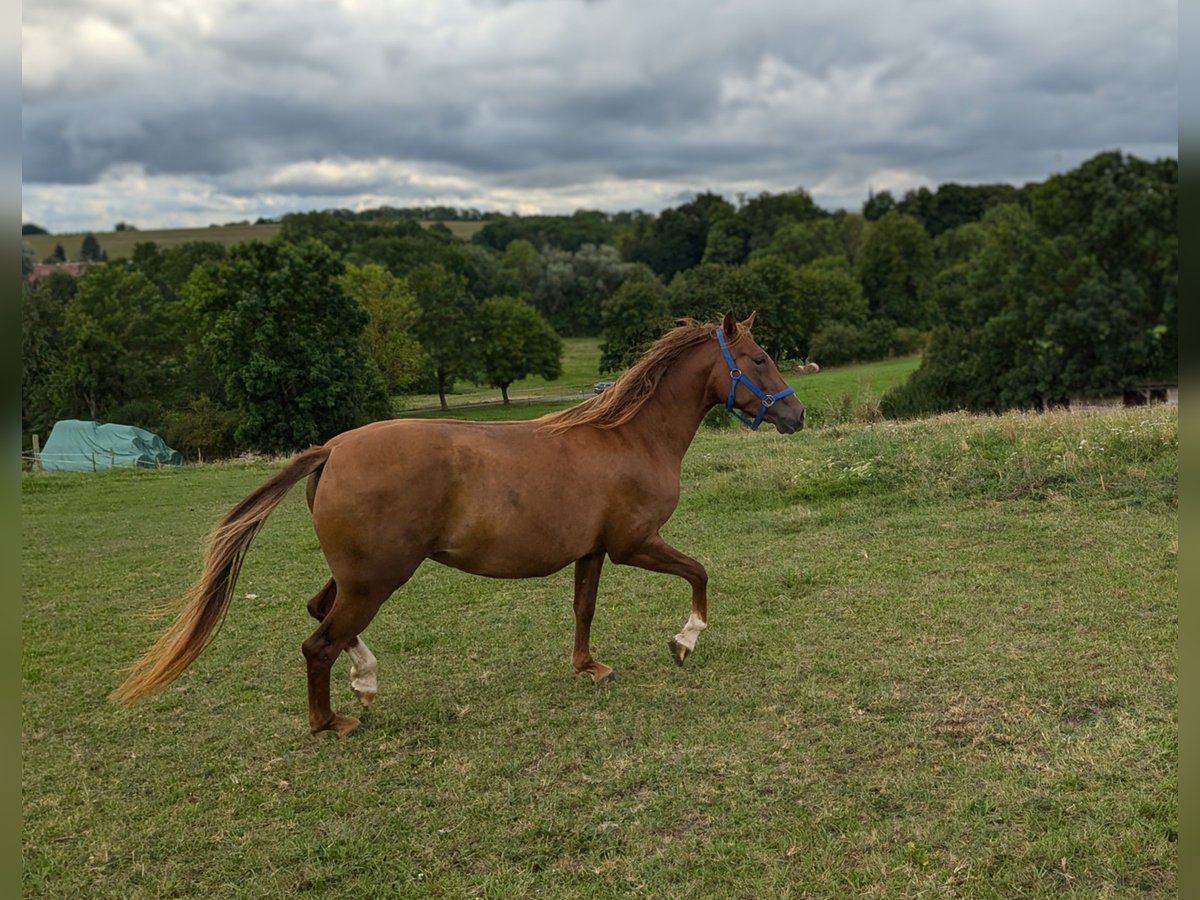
(23, 220), (483, 261)
(396, 340), (921, 425)
(22, 407), (1176, 897)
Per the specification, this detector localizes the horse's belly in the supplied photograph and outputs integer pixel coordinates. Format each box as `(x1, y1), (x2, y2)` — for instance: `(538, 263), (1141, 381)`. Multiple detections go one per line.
(430, 543), (584, 579)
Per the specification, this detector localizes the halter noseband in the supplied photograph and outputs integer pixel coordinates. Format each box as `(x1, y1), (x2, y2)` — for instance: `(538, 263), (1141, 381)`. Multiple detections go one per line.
(714, 328), (795, 430)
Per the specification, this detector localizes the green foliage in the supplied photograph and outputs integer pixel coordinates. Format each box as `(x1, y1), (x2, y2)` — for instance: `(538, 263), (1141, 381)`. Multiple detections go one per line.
(408, 263), (479, 410)
(751, 212), (865, 268)
(496, 238), (542, 297)
(895, 182), (1024, 237)
(186, 239), (389, 453)
(808, 319), (898, 367)
(790, 255), (869, 357)
(735, 188), (827, 252)
(79, 232), (106, 261)
(599, 268), (672, 373)
(628, 192), (735, 279)
(48, 263), (184, 423)
(472, 210), (618, 253)
(533, 243), (628, 336)
(128, 240), (229, 301)
(667, 261), (803, 360)
(857, 212), (935, 327)
(1028, 151), (1177, 380)
(338, 263), (426, 395)
(474, 296), (563, 403)
(21, 274), (77, 435)
(161, 394), (241, 460)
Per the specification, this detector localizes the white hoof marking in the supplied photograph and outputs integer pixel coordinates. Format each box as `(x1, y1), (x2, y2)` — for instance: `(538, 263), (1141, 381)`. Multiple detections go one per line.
(347, 639), (378, 695)
(673, 612), (707, 652)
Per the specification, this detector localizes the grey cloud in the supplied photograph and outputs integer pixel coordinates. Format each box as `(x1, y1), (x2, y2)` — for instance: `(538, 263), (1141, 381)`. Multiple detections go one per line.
(21, 0), (1178, 229)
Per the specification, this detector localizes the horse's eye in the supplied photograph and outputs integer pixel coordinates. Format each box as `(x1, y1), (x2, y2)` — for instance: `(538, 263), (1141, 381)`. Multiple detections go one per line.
(753, 357), (767, 366)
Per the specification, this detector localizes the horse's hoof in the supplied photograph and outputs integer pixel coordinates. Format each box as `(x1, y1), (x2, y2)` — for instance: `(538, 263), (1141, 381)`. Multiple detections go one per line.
(329, 714), (363, 737)
(588, 667), (618, 684)
(668, 638), (688, 666)
(354, 690), (376, 708)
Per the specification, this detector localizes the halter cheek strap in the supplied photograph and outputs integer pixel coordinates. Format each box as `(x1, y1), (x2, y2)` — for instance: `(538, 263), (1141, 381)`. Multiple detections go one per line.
(715, 329), (795, 430)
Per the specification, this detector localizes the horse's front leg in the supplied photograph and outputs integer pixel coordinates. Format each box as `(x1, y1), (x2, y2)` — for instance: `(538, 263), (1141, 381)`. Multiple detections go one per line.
(614, 534), (708, 666)
(572, 551), (618, 684)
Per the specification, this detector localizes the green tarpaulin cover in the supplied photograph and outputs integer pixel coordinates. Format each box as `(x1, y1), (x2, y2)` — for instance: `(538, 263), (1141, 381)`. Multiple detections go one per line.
(40, 419), (184, 472)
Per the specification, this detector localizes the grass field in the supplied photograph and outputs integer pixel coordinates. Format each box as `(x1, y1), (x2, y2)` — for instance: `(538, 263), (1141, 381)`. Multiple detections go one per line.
(396, 340), (920, 427)
(22, 406), (1176, 897)
(24, 220), (484, 261)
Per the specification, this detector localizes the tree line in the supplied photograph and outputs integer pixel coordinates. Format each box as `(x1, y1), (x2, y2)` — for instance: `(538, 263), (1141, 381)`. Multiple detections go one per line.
(21, 149), (1176, 458)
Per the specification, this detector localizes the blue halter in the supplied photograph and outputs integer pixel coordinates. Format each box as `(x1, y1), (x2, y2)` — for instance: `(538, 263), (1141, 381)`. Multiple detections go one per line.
(715, 328), (795, 430)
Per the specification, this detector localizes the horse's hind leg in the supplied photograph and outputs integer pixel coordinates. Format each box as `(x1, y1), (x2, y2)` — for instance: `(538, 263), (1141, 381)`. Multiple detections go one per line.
(306, 578), (378, 707)
(302, 578), (401, 736)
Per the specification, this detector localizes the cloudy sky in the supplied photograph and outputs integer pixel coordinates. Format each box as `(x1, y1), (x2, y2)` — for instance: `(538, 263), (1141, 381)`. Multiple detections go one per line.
(22, 0), (1177, 234)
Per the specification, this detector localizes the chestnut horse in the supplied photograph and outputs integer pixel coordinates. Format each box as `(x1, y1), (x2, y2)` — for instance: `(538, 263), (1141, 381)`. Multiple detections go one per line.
(112, 313), (805, 735)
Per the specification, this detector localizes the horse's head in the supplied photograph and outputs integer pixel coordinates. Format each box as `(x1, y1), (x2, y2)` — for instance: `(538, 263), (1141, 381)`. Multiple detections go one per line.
(709, 312), (806, 434)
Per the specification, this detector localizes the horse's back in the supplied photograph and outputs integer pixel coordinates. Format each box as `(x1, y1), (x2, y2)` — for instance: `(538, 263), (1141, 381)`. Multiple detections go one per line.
(311, 418), (637, 580)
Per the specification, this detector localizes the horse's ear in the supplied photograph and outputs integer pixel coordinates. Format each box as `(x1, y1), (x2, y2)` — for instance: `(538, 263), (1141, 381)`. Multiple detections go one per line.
(721, 311), (738, 338)
(740, 310), (758, 331)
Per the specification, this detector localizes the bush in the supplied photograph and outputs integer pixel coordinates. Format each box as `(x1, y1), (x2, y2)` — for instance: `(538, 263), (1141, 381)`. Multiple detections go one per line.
(106, 399), (166, 434)
(162, 396), (241, 461)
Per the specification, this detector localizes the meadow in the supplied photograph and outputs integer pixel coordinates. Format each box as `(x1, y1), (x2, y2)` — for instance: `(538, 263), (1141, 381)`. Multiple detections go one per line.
(22, 405), (1176, 897)
(24, 220), (484, 261)
(396, 338), (921, 426)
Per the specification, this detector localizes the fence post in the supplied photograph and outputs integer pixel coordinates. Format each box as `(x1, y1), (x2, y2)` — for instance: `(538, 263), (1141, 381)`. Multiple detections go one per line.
(31, 434), (43, 472)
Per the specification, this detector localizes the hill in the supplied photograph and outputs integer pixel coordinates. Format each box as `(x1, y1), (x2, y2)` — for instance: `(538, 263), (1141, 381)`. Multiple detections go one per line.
(23, 219), (484, 261)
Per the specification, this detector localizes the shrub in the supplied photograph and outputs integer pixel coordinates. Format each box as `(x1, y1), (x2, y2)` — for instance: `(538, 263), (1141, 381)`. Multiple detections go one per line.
(162, 396), (241, 461)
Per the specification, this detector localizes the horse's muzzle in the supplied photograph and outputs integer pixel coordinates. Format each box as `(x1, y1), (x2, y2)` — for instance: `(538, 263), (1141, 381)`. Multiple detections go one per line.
(773, 408), (805, 434)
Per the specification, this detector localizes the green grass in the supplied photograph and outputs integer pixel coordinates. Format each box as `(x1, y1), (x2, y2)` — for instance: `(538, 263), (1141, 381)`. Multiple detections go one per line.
(24, 220), (482, 262)
(22, 407), (1176, 897)
(793, 355), (922, 427)
(393, 337), (605, 413)
(396, 339), (918, 426)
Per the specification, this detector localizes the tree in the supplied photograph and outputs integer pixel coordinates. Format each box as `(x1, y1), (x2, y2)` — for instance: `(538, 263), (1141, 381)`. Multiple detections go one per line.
(80, 232), (105, 262)
(751, 213), (866, 268)
(184, 239), (389, 452)
(48, 264), (183, 423)
(22, 273), (77, 435)
(496, 239), (542, 297)
(857, 212), (935, 328)
(407, 263), (478, 410)
(629, 192), (735, 279)
(790, 256), (869, 357)
(22, 222), (49, 235)
(599, 266), (671, 373)
(862, 189), (897, 221)
(474, 296), (563, 403)
(338, 264), (426, 395)
(735, 189), (826, 252)
(533, 243), (628, 336)
(22, 241), (37, 278)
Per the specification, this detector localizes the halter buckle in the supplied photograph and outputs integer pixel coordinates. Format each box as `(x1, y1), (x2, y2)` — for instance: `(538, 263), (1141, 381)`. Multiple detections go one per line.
(729, 369), (741, 379)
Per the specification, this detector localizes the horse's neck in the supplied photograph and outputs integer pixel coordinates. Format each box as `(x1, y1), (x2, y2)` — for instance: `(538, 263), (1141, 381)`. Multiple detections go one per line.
(623, 348), (716, 461)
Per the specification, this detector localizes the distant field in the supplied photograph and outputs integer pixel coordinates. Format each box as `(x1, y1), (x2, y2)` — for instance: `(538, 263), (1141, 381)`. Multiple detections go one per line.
(24, 219), (483, 261)
(398, 340), (921, 427)
(393, 336), (606, 413)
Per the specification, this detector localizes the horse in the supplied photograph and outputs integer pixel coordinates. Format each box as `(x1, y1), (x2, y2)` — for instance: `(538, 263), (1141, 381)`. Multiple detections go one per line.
(111, 312), (806, 736)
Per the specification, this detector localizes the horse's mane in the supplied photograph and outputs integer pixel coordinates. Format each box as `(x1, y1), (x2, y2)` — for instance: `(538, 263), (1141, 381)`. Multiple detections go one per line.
(538, 318), (738, 434)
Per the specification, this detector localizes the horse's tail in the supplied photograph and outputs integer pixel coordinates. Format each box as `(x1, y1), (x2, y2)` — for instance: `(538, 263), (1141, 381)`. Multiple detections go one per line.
(111, 445), (332, 704)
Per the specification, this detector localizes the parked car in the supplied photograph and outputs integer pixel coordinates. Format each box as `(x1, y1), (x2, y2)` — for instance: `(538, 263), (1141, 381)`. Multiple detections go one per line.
(594, 381), (615, 394)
